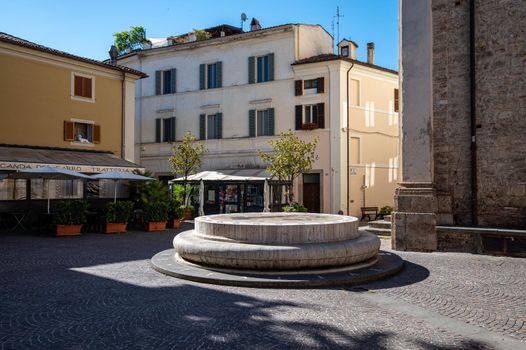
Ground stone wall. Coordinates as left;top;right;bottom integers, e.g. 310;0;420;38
431;0;526;228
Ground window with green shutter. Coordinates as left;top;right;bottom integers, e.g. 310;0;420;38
253;108;274;137
249;110;256;137
155;71;161;95
248;56;255;84
199;64;206;90
201;62;222;89
155;118;161;142
199;114;206;139
255;53;274;83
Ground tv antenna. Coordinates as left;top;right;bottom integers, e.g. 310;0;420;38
334;6;344;46
241;13;247;31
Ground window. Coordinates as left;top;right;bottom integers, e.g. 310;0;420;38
200;62;222;90
248;54;274;84
64;120;100;144
249;108;274;137
394;88;399;112
199;113;222;140
155;69;176;95
304;105;319;124
257;55;269;83
304;79;318;90
74;122;93;143
155;117;176;142
72;73;94;101
341;46;349;57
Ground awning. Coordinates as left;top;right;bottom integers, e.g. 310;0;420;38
0;146;143;173
169;170;268;183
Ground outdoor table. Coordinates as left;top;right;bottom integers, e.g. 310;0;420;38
8;211;28;232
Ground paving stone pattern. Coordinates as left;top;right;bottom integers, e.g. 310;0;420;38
0;228;524;349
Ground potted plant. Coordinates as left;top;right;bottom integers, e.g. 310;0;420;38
180;204;194;220
104;201;134;233
167;199;183;229
54;200;88;236
282;202;308;213
144;201;169;232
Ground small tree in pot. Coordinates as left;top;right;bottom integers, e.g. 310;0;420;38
104;201;134;233
54;200;89;236
139;180;170;231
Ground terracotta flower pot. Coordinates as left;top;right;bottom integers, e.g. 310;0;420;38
56;224;82;236
105;223;127;234
168;219;181;229
147;221;167;232
183;208;193;220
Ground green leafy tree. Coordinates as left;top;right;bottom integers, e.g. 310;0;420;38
169;131;208;206
259;130;318;203
193;29;212;41
113;26;148;53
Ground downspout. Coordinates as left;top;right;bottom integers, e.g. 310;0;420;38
346;61;354;215
469;0;478;225
326;65;332;213
121;71;126;159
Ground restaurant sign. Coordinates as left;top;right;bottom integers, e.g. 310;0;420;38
0;161;143;173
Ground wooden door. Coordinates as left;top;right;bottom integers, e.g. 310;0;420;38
302;173;320;213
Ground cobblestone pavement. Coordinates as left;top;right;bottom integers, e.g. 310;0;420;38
0;228;525;350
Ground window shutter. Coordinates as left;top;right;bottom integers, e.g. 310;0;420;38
83;78;92;98
171;68;177;93
64;121;74;141
199;114;206;139
216;62;223;88
248;56;255;84
317;77;325;93
93;124;101;143
295;80;303;96
268;108;275;136
249;110;256;137
155;71;161;95
155;118;161;143
74;76;83;97
394;88;399;112
170;117;176;141
295;105;303;130
317;103;325;129
199;64;206;90
268;53;275;81
216;112;223;139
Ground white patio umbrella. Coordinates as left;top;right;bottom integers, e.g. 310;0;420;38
90;171;153;203
7;167;92;214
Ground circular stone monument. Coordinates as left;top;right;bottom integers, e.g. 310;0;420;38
152;213;403;288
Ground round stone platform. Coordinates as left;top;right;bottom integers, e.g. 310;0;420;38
151;249;403;288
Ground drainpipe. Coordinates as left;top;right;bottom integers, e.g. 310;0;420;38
346;61;354;215
470;0;478;226
121;71;126;160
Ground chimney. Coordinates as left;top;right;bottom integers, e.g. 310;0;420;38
367;42;375;64
250;17;261;31
108;45;118;64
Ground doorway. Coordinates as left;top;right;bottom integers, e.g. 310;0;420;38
302;173;320;213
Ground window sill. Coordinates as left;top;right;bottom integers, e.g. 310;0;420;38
71;95;95;103
70;141;95;147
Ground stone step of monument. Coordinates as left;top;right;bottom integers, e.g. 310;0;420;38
359;226;392;236
369;220;392;229
384;215;392;222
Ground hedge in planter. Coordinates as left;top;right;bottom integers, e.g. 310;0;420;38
144;201;169;231
105;201;134;233
53;200;89;236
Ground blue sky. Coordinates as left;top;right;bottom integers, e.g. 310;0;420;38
1;0;398;70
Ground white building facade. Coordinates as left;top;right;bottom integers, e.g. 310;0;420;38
118;24;398;215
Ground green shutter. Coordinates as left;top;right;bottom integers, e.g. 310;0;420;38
317;103;325;129
248;56;255;84
268;108;275;136
171;117;176;141
155;118;161;142
216;62;222;88
268;53;274;81
216;113;223;139
317;77;324;93
249;110;256;137
199;64;206;90
171;68;177;93
155;71;161;95
199;114;206;139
